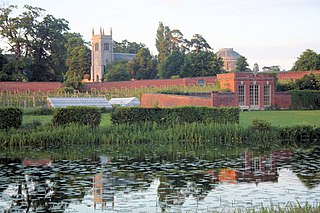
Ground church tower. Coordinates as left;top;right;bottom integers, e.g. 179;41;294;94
91;27;114;82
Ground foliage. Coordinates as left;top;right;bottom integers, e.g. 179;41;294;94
290;90;320;110
276;74;320;92
0;4;69;82
52;106;101;127
0;107;23;129
104;61;131;82
235;55;250;72
111;107;239;125
113;39;145;54
23;107;54;115
127;48;157;80
251;119;272;131
181;51;223;77
295;73;320;90
292;49;320;71
64;32;91;84
159;51;185;79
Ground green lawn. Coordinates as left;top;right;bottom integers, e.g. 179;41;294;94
240;110;320;127
22;110;320;128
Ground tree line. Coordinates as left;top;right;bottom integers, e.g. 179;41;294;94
0;4;319;86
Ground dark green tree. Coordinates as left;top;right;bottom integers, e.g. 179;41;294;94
190;34;211;53
181;51;223;77
0;4;69;81
128;48;157;80
113;39;145;54
295;73;320;90
160;51;185;79
155;22;171;74
64;33;91;82
235;56;250;72
292;49;320;71
104;61;130;82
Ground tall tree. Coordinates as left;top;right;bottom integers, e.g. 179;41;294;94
128;48;157;80
235;56;249;72
181;51;223;77
0;4;69;81
155;22;171;73
160;51;185;79
190;34;211;53
292;49;320;71
64;33;91;81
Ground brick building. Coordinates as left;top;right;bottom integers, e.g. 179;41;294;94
141;72;289;110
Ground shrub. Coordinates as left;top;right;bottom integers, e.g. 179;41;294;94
52;106;101;127
24;107;54;115
290;90;320;109
251;119;272;131
111;107;239;125
0;107;23;129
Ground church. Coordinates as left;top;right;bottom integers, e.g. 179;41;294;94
90;27;136;82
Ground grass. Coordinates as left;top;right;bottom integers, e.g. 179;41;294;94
22;110;320;128
240;110;320;128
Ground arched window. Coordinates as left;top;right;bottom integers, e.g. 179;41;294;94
104;43;109;51
95;43;99;51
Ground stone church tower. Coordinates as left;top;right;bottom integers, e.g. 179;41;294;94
91;27;114;82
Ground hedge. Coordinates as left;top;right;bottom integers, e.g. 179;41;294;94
290;90;320;109
111;106;239;125
52;106;101;127
0;107;23;129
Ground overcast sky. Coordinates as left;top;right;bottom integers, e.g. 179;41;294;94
4;0;320;70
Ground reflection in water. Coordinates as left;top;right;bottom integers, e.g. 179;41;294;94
0;145;319;212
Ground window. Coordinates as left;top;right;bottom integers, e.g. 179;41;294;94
95;43;99;51
104;43;109;51
264;85;271;106
249;84;259;105
238;85;245;106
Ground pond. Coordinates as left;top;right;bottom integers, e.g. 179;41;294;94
0;143;319;212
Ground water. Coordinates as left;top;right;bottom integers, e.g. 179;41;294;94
0;144;319;212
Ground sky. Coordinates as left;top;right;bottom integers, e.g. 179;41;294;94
3;0;320;70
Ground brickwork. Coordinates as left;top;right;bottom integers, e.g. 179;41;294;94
85;76;216;91
211;92;236;107
0;82;62;93
274;92;292;109
140;93;212;108
277;70;320;81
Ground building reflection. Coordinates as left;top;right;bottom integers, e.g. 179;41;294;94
93;172;115;210
217;150;292;184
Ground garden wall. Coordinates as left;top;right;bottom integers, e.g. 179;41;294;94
85;76;216;91
277;70;320;81
274;92;292;109
140;93;213;108
0;82;63;93
211;92;236;107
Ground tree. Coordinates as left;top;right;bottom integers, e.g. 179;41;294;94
190;34;211;53
292;49;320;71
128;48;157;80
113;39;145;54
295;73;320;90
104;61;130;82
181;51;223;77
0;4;69;81
155;22;171;73
160;51;185;79
64;33;91;83
235;56;249;72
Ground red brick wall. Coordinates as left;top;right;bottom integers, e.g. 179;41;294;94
140;93;213;108
277;70;320;81
211;92;236;107
0;82;62;93
85;76;216;91
274;92;291;109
